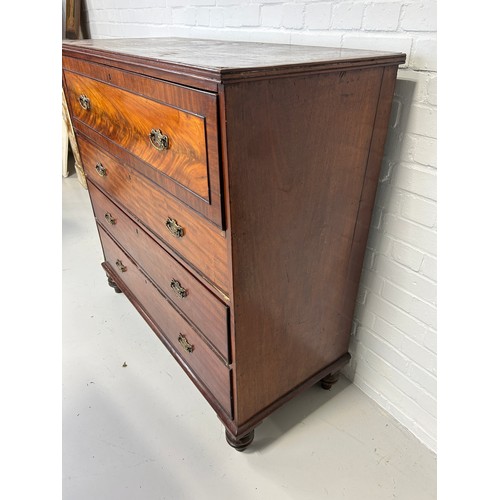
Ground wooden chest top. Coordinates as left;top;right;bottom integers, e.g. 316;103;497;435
63;37;405;85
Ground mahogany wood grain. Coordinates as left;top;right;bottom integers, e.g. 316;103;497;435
63;38;406;86
223;352;351;438
342;66;400;317
64;70;210;200
78;134;231;295
224;67;386;425
89;181;229;360
99;228;232;416
63;37;405;449
63;56;223;228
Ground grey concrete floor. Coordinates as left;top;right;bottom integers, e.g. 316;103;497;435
62;168;436;500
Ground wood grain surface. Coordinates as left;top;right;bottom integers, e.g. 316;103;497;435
78;134;231;295
224;67;386;425
63;56;224;227
99;228;232;416
63;37;405;446
65;70;210;200
89;182;230;360
63;37;406;85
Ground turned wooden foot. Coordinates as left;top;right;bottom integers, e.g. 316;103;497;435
107;274;122;293
320;371;340;390
225;429;254;451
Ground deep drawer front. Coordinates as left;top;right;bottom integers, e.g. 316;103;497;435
79;135;231;294
99;227;232;416
89;181;229;359
64;70;210;201
62;57;223;228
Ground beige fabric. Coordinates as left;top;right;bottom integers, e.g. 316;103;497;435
62;88;87;188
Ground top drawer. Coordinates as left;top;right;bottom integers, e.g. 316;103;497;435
62;57;223;228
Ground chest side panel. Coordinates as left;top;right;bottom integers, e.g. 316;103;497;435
225;67;390;424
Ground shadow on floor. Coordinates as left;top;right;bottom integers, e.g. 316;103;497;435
247;375;352;452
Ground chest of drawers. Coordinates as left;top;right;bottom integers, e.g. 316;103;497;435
62;38;405;450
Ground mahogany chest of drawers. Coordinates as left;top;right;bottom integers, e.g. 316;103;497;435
62;38;405;450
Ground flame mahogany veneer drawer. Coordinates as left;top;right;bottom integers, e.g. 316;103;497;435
99;227;232;417
79;135;230;295
89;181;229;360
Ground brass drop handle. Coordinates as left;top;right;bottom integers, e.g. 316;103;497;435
115;259;127;273
171;279;188;298
178;333;194;353
104;212;116;225
149;128;169;151
166;217;184;238
78;94;90;110
95;163;107;177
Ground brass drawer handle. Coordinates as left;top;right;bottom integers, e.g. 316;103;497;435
115;259;127;273
104;212;116;225
166;217;184;238
178;333;194;353
149;128;169;151
78;94;90;110
95;163;107;177
170;279;188;298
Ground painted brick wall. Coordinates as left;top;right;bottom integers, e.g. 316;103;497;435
80;0;437;452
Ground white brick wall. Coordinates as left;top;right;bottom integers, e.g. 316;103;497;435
80;0;437;452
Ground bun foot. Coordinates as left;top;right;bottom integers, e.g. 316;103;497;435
225;429;254;451
320;371;340;390
107;274;122;294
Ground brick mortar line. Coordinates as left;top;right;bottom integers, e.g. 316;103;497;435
353;335;437;399
369;276;437;310
369;236;437;274
356;313;437;360
384;184;437;204
363;266;437;298
353;375;437;430
359;293;434;330
388;212;436;232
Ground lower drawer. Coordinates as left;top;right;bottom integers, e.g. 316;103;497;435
89;181;229;360
98;226;232;417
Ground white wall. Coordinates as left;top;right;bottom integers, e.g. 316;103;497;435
62;0;66;38
81;0;437;452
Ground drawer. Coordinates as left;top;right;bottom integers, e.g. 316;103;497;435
79;135;231;295
62;58;223;227
89;181;229;360
99;227;232;417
